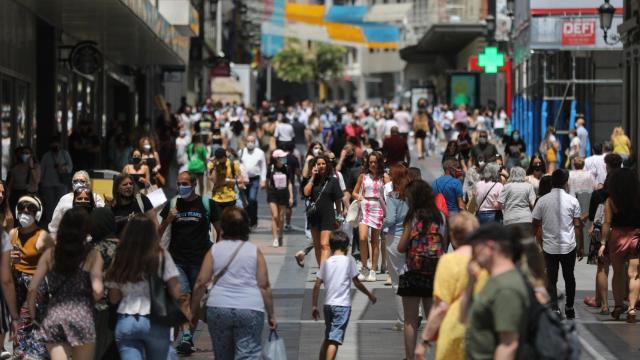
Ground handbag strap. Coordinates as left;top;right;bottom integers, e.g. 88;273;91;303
212;242;246;288
477;182;498;210
312;178;329;203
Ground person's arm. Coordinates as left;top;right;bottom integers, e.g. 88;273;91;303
153;151;162;173
599;199;613;258
422;297;449;341
259;151;268;188
459;261;479;324
159;205;177;238
190;251;214;327
288;178;294;208
495;332;519;360
405;143;411;165
303;173;315;197
1;251;19;334
256;249;276;329
457;196;466;212
352;277;377;303
166;276;189;321
532;219;543;247
89;250;104;302
35;232;55;252
382;197;398;230
108;288;122;304
397;223;412;253
352;174;364;201
27;249;51;322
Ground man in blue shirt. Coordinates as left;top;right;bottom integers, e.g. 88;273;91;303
432;159;465;213
576;117;589;157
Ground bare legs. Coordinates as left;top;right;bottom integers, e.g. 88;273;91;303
628;258;640;313
47;343;95;360
402;297;431;360
311;227;332;266
319;340;339;360
595;260;610;312
358;224;381;271
269;203;285;243
416;138;424;158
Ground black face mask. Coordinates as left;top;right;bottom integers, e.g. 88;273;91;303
533;165;543;172
131;157;141;165
73;202;93;212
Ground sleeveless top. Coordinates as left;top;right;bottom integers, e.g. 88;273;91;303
207;240;264;312
362;174;383;199
11;229;45;275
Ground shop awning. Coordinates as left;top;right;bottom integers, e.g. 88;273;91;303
16;0;189;66
363;3;412;23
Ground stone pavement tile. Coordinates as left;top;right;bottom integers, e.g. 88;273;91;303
357;323;405;359
583;323;640;358
360;288;399;321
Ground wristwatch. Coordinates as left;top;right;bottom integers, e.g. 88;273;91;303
421;338;431;346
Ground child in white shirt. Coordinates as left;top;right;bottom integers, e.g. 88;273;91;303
312;230;376;360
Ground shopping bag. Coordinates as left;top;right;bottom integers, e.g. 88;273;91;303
262;330;287;360
345;200;361;226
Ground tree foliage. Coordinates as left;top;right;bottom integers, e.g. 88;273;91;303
272;41;315;83
315;43;346;81
271;40;346;83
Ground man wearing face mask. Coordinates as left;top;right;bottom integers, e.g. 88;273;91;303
469;130;498;169
238;135;267;228
39;137;73;224
158;171;215;355
48;171;105;238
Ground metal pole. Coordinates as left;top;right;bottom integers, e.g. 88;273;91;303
267;62;272;101
216;0;222;55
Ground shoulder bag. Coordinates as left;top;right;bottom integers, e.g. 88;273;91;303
200;241;246;323
469;182;498;216
306;178;329;218
149;254;188;327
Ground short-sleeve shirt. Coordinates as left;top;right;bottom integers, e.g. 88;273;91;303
111;195;153;235
160;196;215;266
532;188;582;254
470;144;498;162
465;269;529;360
317;255;358;307
432;176;463;212
498;182;536;225
568;170;595;197
211;160;241;203
474;181;504;212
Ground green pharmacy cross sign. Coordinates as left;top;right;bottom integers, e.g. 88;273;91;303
478;47;504;74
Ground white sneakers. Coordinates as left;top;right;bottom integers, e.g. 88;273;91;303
367;269;377;282
358;268;378;282
272;238;279;247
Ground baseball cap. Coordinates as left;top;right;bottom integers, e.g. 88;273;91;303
214;148;227;159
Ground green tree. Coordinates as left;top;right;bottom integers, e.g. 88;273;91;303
314;43;346;81
272;42;314;83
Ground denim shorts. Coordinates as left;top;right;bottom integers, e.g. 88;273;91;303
176;263;201;294
324;305;351;345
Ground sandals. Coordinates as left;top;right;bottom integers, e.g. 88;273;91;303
294;251;305;268
599;306;610;315
612;306;626;320
627;309;637;324
583;296;600;308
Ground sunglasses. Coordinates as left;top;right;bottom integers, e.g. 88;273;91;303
17;203;38;214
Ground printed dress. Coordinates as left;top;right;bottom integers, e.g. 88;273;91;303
359;174;385;230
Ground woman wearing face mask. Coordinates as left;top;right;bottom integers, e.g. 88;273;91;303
8;147;41;216
267;150;294;248
139;137;163;187
540;126;559;174
525;155;547;195
109;174;156;235
302;142;324;178
48;171;106;239
504;130;526;169
122;149;151;193
72;186;97;213
2;195;54;359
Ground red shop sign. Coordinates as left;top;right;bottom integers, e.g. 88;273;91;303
561;20;596;46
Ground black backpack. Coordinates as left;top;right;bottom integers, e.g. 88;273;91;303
517;272;581;360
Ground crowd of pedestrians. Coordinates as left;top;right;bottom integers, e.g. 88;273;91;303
0;96;636;360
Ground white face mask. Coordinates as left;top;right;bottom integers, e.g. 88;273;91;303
143;144;152;151
18;213;35;227
312;148;321;157
247;142;256;151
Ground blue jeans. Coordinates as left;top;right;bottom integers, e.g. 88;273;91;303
245;176;261;226
114;314;171;360
176;263;201;294
477;210;502;224
207;307;264;360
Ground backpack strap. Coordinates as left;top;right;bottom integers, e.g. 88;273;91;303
201;196;211;222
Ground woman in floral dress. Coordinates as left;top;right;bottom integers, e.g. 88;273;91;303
352;151;389;282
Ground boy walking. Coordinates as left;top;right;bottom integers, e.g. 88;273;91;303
312;230;377;360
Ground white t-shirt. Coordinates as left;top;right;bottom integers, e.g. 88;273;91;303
106;250;180;315
383;119;399;137
532;188;582;255
274;122;295;142
317;255;358;307
584;153;607;185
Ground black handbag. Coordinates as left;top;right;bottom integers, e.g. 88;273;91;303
306;179;329;217
149;255;188;327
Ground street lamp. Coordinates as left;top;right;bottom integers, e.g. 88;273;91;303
598;0;620;45
485;14;496;39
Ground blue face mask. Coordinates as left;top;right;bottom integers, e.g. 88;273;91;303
178;185;193;198
513;134;520;141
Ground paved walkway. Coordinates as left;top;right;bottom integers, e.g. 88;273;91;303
186;153;639;359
